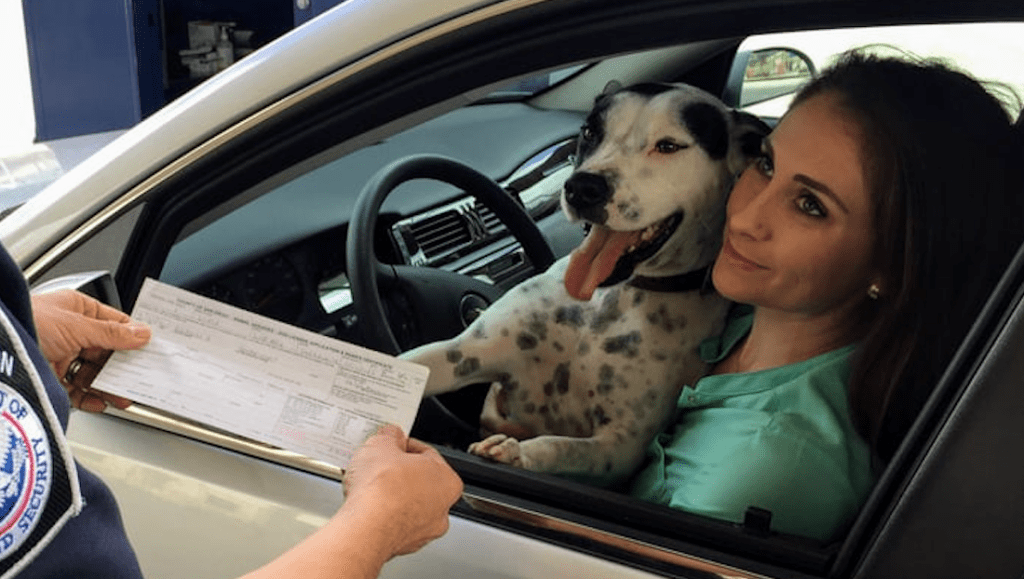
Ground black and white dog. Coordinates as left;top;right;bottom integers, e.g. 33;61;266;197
402;82;768;484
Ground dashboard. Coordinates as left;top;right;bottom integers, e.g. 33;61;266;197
159;102;587;343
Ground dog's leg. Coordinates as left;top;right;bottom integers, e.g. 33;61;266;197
401;267;571;397
401;328;511;397
468;425;655;485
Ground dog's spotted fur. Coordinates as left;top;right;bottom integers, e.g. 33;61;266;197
402;83;768;484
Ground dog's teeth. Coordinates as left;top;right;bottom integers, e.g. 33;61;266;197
641;222;660;241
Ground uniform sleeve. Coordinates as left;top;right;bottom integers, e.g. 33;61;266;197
0;245;144;579
18;466;144;579
660;411;865;541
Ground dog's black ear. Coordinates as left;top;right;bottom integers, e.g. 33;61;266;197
683;103;730;160
728;110;773;173
732;110;772;154
601;80;623;97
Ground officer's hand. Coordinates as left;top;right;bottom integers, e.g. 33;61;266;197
31;289;150;412
341;424;463;559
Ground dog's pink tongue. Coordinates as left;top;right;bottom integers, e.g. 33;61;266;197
564;226;640;300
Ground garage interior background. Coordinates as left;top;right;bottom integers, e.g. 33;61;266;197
14;0;348;144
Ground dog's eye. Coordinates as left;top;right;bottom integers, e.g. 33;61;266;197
581;125;597;141
655;139;687;154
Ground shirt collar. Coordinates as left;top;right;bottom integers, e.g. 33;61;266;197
689;303;856;400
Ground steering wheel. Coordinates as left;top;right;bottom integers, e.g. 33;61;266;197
347;154;555;354
346;155;556;441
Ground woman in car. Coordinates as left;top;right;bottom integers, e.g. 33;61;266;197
629;52;1024;541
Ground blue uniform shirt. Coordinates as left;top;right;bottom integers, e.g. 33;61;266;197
0;248;142;578
629;306;875;541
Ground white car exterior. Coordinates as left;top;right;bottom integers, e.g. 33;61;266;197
4;1;1024;578
0;1;677;577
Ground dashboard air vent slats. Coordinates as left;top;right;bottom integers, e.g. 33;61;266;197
391;139;576;268
409;210;472;259
474;200;506;234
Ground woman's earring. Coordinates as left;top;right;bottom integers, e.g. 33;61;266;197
867;284;881;300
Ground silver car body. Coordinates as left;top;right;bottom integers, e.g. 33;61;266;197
5;0;1024;577
0;1;675;577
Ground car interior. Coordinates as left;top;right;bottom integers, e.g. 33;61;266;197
28;3;1024;577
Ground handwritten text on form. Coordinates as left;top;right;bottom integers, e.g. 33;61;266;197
93;278;429;468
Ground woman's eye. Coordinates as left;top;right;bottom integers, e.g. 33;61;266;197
755;155;774;177
655;139;687;154
796;193;827;218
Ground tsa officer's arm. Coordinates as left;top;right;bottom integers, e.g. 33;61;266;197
31;289;151;411
241;424;463;579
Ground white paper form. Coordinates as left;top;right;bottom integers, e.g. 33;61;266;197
92;278;429;468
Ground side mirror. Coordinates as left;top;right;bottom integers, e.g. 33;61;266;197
31;271;122;310
723;47;815;113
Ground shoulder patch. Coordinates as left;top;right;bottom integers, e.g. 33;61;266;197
0;304;80;578
0;384;52;554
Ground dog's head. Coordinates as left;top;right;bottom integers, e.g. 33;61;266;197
562;82;769;300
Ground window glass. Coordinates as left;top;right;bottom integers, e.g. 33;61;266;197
487;64;589;99
738;23;1024;117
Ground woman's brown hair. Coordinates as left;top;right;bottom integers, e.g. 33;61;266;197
791;52;1024;461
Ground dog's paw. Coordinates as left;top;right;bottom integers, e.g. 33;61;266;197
468;434;524;467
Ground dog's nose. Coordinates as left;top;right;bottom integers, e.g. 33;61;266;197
564;172;612;210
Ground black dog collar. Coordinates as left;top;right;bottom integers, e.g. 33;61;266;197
627;266;711;293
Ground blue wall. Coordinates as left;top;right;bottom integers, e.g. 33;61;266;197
22;0;345;142
294;0;344;27
23;0;142;141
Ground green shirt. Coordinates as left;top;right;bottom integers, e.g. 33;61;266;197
628;306;874;541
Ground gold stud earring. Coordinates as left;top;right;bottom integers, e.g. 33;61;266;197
867;284;881;300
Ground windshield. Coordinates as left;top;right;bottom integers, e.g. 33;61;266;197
486;64;590;100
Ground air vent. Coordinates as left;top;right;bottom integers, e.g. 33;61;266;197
409;209;472;259
474;200;506;235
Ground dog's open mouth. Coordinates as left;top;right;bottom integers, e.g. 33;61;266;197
564;212;683;300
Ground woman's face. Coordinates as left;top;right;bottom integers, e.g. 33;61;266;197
712;92;879;320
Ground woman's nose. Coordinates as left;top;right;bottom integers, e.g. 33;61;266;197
727;170;772;241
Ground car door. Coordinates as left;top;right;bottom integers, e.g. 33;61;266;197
7;2;1024;579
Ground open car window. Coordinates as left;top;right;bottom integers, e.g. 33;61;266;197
737;22;1024;118
144;35;861;571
